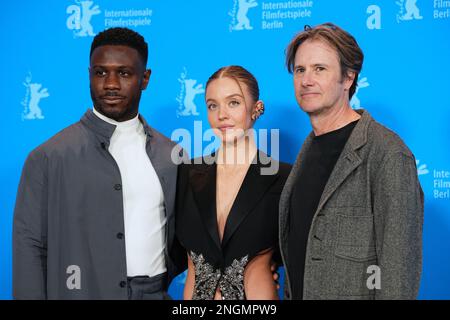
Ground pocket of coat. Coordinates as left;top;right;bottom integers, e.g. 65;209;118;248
335;213;376;262
335;244;377;262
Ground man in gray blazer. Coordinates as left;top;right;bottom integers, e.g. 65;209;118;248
13;28;185;299
279;23;424;299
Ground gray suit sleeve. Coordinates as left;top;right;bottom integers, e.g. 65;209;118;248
13;150;48;299
373;151;424;299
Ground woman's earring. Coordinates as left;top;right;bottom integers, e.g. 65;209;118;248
258;104;265;116
252;103;265;121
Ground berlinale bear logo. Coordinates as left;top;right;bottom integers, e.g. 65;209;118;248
229;0;258;31
21;72;49;121
66;0;101;37
396;0;423;22
176;68;205;117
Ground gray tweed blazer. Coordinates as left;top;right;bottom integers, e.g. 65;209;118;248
279;109;424;300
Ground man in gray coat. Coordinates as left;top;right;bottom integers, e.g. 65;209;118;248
13;28;186;299
279;23;424;299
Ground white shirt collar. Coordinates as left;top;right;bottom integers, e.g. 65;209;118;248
92;107;140;131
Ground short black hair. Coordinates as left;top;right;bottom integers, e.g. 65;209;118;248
90;27;148;67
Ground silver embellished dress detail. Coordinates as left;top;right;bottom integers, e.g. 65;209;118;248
190;251;249;300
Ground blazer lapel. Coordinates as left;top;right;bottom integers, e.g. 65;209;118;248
221;152;278;248
314;110;369;216
280;109;371;251
314;150;362;215
190;161;222;251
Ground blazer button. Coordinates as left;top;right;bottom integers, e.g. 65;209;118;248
114;184;122;191
116;232;124;239
119;281;126;288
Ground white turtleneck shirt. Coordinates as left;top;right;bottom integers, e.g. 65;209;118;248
93;107;166;277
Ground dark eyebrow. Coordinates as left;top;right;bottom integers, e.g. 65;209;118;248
294;63;329;69
313;63;329;68
225;93;244;99
206;93;244;104
91;64;135;70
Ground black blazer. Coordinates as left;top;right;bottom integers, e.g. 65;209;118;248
175;152;291;272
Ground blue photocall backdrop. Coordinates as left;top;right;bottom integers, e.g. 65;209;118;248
1;0;449;299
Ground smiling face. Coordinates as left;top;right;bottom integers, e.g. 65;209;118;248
293;39;354;116
206;77;258;144
89;45;150;122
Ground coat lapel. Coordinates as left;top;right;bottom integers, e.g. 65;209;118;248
190;159;222;251
314;110;370;215
280;109;371;244
221;152;278;248
190;152;279;251
314;150;362;215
